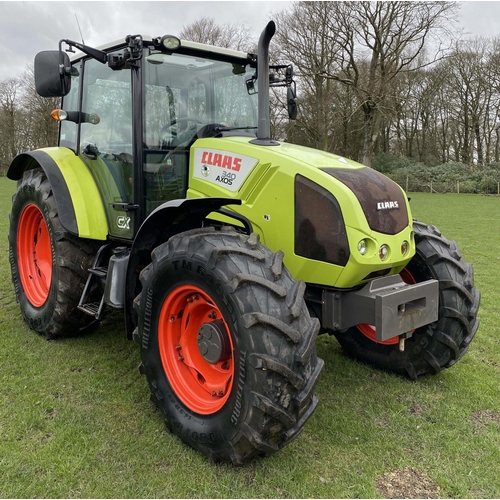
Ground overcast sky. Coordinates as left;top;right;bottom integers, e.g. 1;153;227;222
0;1;500;83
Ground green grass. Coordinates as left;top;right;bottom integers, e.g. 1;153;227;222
1;180;499;498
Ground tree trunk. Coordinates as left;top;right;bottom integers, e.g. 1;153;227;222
361;104;378;167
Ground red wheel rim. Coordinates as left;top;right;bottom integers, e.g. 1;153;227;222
17;203;53;307
158;284;235;414
357;268;416;345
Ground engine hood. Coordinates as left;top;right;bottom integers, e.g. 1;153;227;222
188;136;414;289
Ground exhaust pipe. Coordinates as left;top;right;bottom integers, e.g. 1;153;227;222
250;21;279;146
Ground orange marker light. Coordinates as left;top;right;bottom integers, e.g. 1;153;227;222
50;109;67;121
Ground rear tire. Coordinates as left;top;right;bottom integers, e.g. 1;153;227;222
335;221;480;380
134;227;323;464
9;168;99;339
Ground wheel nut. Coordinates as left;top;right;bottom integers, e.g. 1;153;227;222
221;362;230;370
218;390;224;397
211;391;216;397
170;316;175;322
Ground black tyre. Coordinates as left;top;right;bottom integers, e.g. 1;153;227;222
9;168;99;339
134;227;324;464
335;221;480;380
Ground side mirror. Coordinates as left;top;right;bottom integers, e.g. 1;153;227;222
34;50;71;97
287;86;297;120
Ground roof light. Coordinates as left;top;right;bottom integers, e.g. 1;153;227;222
161;35;181;51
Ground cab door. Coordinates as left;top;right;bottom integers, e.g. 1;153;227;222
60;55;135;239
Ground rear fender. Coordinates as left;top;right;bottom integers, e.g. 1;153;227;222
8;147;108;240
124;197;243;339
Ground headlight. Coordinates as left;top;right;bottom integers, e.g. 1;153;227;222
401;240;409;256
379;244;389;261
358;239;368;255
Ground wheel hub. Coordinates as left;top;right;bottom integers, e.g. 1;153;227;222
197;319;231;364
17;203;52;307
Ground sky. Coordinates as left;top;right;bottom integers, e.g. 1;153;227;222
0;0;500;83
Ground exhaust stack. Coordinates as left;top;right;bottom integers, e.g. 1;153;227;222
250;21;279;146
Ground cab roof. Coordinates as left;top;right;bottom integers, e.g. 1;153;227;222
69;35;251;63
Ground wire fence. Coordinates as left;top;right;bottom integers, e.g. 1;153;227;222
390;174;500;195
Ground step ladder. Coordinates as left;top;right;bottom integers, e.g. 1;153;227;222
78;244;112;320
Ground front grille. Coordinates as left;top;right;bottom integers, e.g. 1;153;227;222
322;167;408;235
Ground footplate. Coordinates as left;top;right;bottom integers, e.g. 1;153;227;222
322;275;439;341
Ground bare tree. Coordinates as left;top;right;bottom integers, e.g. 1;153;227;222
179;17;252;51
273;2;342;152
0;77;23;171
321;1;458;166
20;66;59;150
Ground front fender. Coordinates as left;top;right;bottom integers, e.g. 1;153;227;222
124;197;242;339
8;147;108;240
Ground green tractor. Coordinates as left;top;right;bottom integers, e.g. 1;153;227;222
8;22;479;464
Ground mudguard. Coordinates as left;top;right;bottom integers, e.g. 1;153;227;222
124;197;243;339
8;147;108;240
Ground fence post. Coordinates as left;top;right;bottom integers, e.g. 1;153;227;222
430;180;433;193
457;180;460;194
406;174;409;193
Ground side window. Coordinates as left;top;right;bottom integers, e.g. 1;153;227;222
59;66;80;151
81;59;132;155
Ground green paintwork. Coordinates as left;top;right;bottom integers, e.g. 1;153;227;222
188;137;415;289
40;148;109;240
78;153;134;239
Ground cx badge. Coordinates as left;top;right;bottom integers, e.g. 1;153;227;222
117;216;131;230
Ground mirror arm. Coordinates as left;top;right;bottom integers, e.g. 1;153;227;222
60;38;108;64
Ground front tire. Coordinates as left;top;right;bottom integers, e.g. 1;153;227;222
335;221;480;380
134;227;323;464
9;168;99;339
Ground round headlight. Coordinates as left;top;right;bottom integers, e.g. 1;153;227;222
357;239;368;255
379;244;389;261
401;240;409;256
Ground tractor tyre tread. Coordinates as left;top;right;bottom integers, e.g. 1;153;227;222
135;227;323;464
335;220;480;379
9;168;99;339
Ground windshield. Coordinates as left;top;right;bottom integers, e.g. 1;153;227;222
144;51;258;149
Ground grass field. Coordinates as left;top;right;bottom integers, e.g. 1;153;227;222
0;177;499;498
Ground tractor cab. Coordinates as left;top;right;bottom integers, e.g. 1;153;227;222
35;35;264;238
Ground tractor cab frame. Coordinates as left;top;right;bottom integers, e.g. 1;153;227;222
31;32;295;241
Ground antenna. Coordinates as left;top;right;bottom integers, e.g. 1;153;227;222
75;14;85;45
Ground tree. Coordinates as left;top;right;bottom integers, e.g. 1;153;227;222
321;1;458;166
274;2;344;152
20;66;59;151
0;77;22;171
179;17;252;51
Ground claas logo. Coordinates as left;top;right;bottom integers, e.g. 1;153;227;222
201;151;242;172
